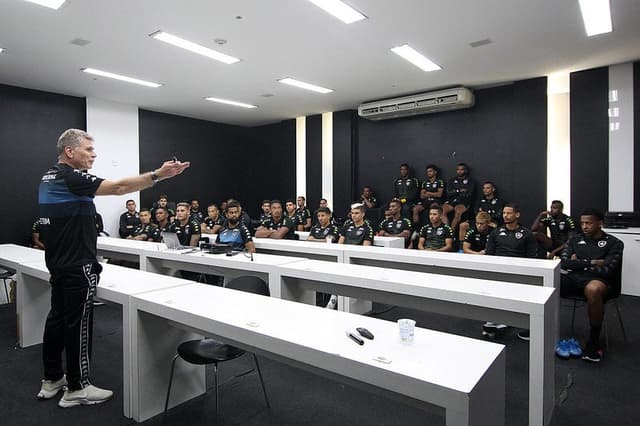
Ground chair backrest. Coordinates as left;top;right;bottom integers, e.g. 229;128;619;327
224;276;270;297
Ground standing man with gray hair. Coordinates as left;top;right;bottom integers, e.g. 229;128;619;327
37;129;190;407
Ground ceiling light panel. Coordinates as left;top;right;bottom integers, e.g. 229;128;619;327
307;0;367;24
391;44;441;72
23;0;65;9
278;78;333;94
150;31;240;64
205;97;257;109
81;68;162;88
578;0;613;36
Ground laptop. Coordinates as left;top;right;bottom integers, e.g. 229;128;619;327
161;231;197;251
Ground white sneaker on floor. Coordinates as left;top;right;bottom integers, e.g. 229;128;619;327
58;384;113;408
37;375;67;400
325;295;337;309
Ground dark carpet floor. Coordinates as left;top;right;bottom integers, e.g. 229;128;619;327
1;293;638;426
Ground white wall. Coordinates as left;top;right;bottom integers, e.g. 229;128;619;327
608;62;635;211
86;98;140;237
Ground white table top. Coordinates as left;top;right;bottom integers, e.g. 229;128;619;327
279;259;555;311
18;260;194;304
295;231;405;248
133;282;505;395
343;244;559;275
97;236;165;254
0;244;45;270
147;249;306;269
603;227;640;235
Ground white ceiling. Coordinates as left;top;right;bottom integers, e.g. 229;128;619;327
1;0;639;127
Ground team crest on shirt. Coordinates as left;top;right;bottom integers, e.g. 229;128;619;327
515;232;523;239
322;229;329;235
491;199;496;205
559;222;565;230
405;181;410;186
437;228;443;236
356;230;363;236
598;240;607;248
396;222;402;229
463;179;468;184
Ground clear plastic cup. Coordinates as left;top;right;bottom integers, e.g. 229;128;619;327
398;318;416;343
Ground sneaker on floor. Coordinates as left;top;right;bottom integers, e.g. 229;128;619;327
567;337;583;357
37;375;67;400
581;341;603;363
325;295;337;310
58;384;113;408
517;330;530;341
555;340;570;359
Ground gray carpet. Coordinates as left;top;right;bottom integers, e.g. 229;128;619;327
0;293;638;426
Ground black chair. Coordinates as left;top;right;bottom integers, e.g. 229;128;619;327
0;268;15;304
164;276;271;420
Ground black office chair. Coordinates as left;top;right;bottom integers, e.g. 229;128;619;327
564;256;627;348
164;276;271;420
0;268;15;304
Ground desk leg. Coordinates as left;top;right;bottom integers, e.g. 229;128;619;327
339;296;372;314
130;307;205;422
16;272;50;347
529;292;557;426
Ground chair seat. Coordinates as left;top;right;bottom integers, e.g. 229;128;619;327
177;339;245;365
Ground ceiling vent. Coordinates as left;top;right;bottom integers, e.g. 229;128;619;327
358;87;474;120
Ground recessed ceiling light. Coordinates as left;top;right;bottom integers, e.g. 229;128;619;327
306;0;367;24
81;68;162;88
578;0;612;36
469;38;492;48
23;0;65;9
390;44;441;72
278;78;333;94
150;31;240;64
70;38;91;47
205;97;257;109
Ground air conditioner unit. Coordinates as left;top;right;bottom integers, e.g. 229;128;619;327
358;87;474;120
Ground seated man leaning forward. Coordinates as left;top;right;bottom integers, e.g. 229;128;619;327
417;205;453;251
559;208;623;363
216;201;256;253
254;199;296;239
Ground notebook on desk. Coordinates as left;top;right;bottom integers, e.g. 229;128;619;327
161;231;196;251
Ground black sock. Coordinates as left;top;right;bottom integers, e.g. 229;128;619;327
589;324;602;344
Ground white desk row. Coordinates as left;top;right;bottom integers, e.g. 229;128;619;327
0;244;506;426
95;238;556;426
200;232;405;248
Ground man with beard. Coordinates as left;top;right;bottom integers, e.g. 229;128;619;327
216;201;255;252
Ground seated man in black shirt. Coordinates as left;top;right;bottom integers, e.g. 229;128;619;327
189;199;204;223
151;194;175;224
149;207;171;242
216;201;255;253
484;203;537;339
255;200;296;239
128;209;154;241
532;200;576;259
285;199;303;231
307;207;340;243
339;203;374;246
296;196;312;231
560;209;623;362
118;199;140;238
258;200;271;222
393;163;421;217
168;202;201;247
378;199;412;247
417;205;453;251
459;181;504;241
358;186;378;209
442;163;476;233
462;212;492;255
421;164;445;205
201;203;226;235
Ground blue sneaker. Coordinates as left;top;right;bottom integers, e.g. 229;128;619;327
567;338;582;357
555;339;570;359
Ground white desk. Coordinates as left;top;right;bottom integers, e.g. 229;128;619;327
295;231;406;248
277;260;557;426
343;245;560;288
0;243;45;270
253;238;346;262
130;283;506;425
604;227;640;296
142;250;307;296
97;236;164;268
15;260;194;418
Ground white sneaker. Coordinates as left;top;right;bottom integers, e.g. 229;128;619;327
37;375;67;400
325;295;337;309
58;384;113;408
